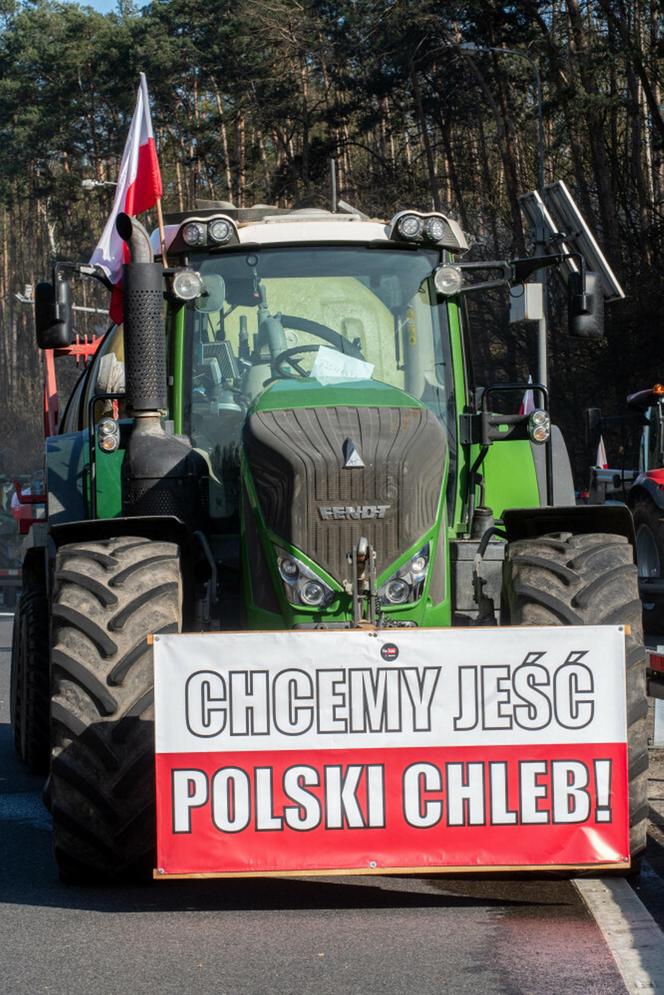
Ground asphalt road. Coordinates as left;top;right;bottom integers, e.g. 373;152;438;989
0;614;632;995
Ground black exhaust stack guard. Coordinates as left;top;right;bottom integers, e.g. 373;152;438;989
116;212;206;524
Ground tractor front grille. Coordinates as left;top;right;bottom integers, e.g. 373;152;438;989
244;405;446;584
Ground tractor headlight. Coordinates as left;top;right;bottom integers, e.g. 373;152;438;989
182;221;207;246
383;578;410;604
424;216;448;242
379;544;430;607
276;548;334;608
278;556;299;581
97;418;120;453
299;580;327;606
209;219;231;244
434;264;464;296
172;269;204;301
528;409;550;444
397;214;423;239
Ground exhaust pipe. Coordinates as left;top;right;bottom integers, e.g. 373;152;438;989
116;212;206;524
115;213;166;414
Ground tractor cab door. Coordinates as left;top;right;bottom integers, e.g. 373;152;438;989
640;402;664;473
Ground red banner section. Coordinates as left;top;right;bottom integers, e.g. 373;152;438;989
155;742;628;875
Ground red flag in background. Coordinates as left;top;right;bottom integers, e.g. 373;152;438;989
90;73;162;323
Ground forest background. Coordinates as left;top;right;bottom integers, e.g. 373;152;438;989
0;0;662;484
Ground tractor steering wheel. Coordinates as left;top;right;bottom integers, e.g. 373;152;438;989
273;314;364;379
274;345;323;379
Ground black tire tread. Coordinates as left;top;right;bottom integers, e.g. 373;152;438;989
51;603;118;657
51;648;119;716
110;554;177;588
56;569;119;607
50;535;182;882
58;548;119;569
10;607;20;756
50;699;119;771
107;621;179;686
109;582;179;632
503;531;648;860
11;585;50;774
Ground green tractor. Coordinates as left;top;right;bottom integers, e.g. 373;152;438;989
12;198;648;881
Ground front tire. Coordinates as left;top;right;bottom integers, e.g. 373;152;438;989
50;536;182;882
502;531;648;862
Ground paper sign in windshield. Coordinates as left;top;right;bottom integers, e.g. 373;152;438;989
310;346;374;384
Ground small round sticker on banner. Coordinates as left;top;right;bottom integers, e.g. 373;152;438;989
380;642;399;662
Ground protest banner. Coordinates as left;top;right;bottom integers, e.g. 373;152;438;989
153;626;629;877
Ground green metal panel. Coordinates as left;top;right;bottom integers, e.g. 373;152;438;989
95;443;124;519
482;440;541;517
170;305;186;434
446;299;471;535
254;378;423;413
445;298;542;531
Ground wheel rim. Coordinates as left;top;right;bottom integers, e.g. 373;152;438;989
636;523;660;577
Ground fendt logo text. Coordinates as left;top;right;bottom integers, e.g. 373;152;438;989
318;505;390;521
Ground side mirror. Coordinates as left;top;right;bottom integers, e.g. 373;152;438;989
195;273;226;313
35;277;73;349
568;271;604;338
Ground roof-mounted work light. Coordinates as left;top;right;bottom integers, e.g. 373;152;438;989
171;215;240;254
388;210;469;252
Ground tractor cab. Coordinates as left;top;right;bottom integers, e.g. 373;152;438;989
158;210;463;526
626;384;664;476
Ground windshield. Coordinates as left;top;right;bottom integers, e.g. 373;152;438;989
185;245;455;513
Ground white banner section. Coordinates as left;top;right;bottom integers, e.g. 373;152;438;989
154;625;627;753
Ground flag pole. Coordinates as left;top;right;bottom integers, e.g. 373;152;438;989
155;196;168;267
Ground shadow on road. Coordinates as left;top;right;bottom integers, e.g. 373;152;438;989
0;817;576;915
634;820;664;929
0;738;576;916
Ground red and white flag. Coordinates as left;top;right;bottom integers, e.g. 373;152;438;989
90;73;162;323
519;375;535;415
596;435;608;469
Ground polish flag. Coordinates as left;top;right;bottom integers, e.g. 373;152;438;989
596;435;608;469
90;73;162;323
519;375;535;415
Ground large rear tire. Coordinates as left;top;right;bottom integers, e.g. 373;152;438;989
50;536;182;882
10;584;50;774
502;531;648;861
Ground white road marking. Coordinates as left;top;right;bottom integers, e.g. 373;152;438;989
574;874;664;994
